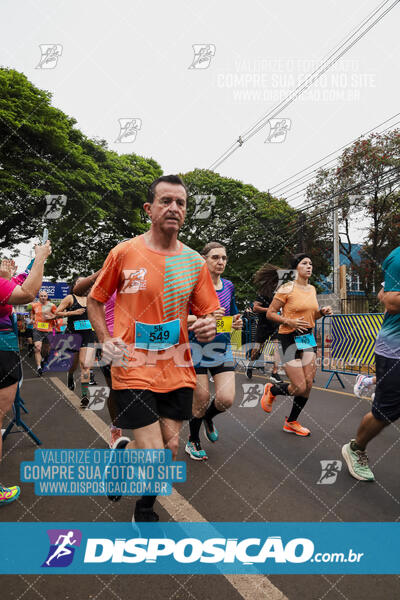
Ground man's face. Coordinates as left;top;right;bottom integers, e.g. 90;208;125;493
39;291;48;304
144;182;187;234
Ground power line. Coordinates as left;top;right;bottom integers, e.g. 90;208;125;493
294;166;400;215
208;0;399;172
271;113;400;197
289;149;400;210
282;170;400;236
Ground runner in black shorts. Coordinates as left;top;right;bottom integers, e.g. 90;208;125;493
0;245;51;505
246;263;282;382
186;242;242;461
31;290;57;376
55;278;95;408
88;175;219;522
342;245;400;482
260;255;332;436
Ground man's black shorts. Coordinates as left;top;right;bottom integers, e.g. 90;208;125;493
113;387;194;430
33;329;52;343
372;353;400;423
0;350;21;389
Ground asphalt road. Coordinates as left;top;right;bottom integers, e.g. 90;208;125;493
1;355;400;600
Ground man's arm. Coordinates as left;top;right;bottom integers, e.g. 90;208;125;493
380;291;400;314
73;270;101;296
253;301;268;314
188;314;216;342
87;296;110;343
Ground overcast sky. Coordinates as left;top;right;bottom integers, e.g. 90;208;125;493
2;0;399;271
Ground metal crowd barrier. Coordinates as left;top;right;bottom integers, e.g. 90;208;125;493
231;315;276;370
2;314;42;446
321;313;384;389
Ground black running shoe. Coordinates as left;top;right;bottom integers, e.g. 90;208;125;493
89;371;97;386
80;396;89;409
37;367;43;377
246;367;253;379
104;437;130;502
270;372;283;384
133;506;160;522
67;373;75;391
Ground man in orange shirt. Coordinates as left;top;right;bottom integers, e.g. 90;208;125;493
31;290;57;376
88;175;219;522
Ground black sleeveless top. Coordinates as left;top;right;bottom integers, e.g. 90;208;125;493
67;295;89;332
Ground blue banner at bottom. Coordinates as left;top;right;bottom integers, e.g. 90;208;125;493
0;522;398;574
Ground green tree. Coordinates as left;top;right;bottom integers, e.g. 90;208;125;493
180;169;296;307
305;130;400;310
0;68;161;278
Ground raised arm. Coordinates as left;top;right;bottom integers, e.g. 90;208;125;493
73;270;101;296
8;243;52;304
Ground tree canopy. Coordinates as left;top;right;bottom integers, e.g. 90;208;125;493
180;169;297;305
304;129;400;309
0;68;161;278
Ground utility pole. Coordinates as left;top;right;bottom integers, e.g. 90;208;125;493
333;197;340;299
297;213;305;253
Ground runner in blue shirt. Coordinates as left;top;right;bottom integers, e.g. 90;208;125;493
342;246;400;482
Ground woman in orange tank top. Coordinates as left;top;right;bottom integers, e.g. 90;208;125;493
260;254;332;436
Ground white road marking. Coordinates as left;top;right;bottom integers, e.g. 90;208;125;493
51;376;287;600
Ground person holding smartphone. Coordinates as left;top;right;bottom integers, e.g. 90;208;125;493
0;243;51;505
260;254;332;436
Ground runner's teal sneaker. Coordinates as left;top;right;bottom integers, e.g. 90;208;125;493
342;441;375;481
204;419;218;442
185;440;208;461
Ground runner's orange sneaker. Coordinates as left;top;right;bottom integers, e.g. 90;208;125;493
283;418;310;436
260;383;276;413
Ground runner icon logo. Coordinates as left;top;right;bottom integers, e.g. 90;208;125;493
42;529;82;568
317;460;342;485
192;194;216;220
87;387;109;411
36;44;63;69
44;194;67;219
240;384;264;408
115;118;142;143
121;269;147;293
264;118;291;143
188;44;216;70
